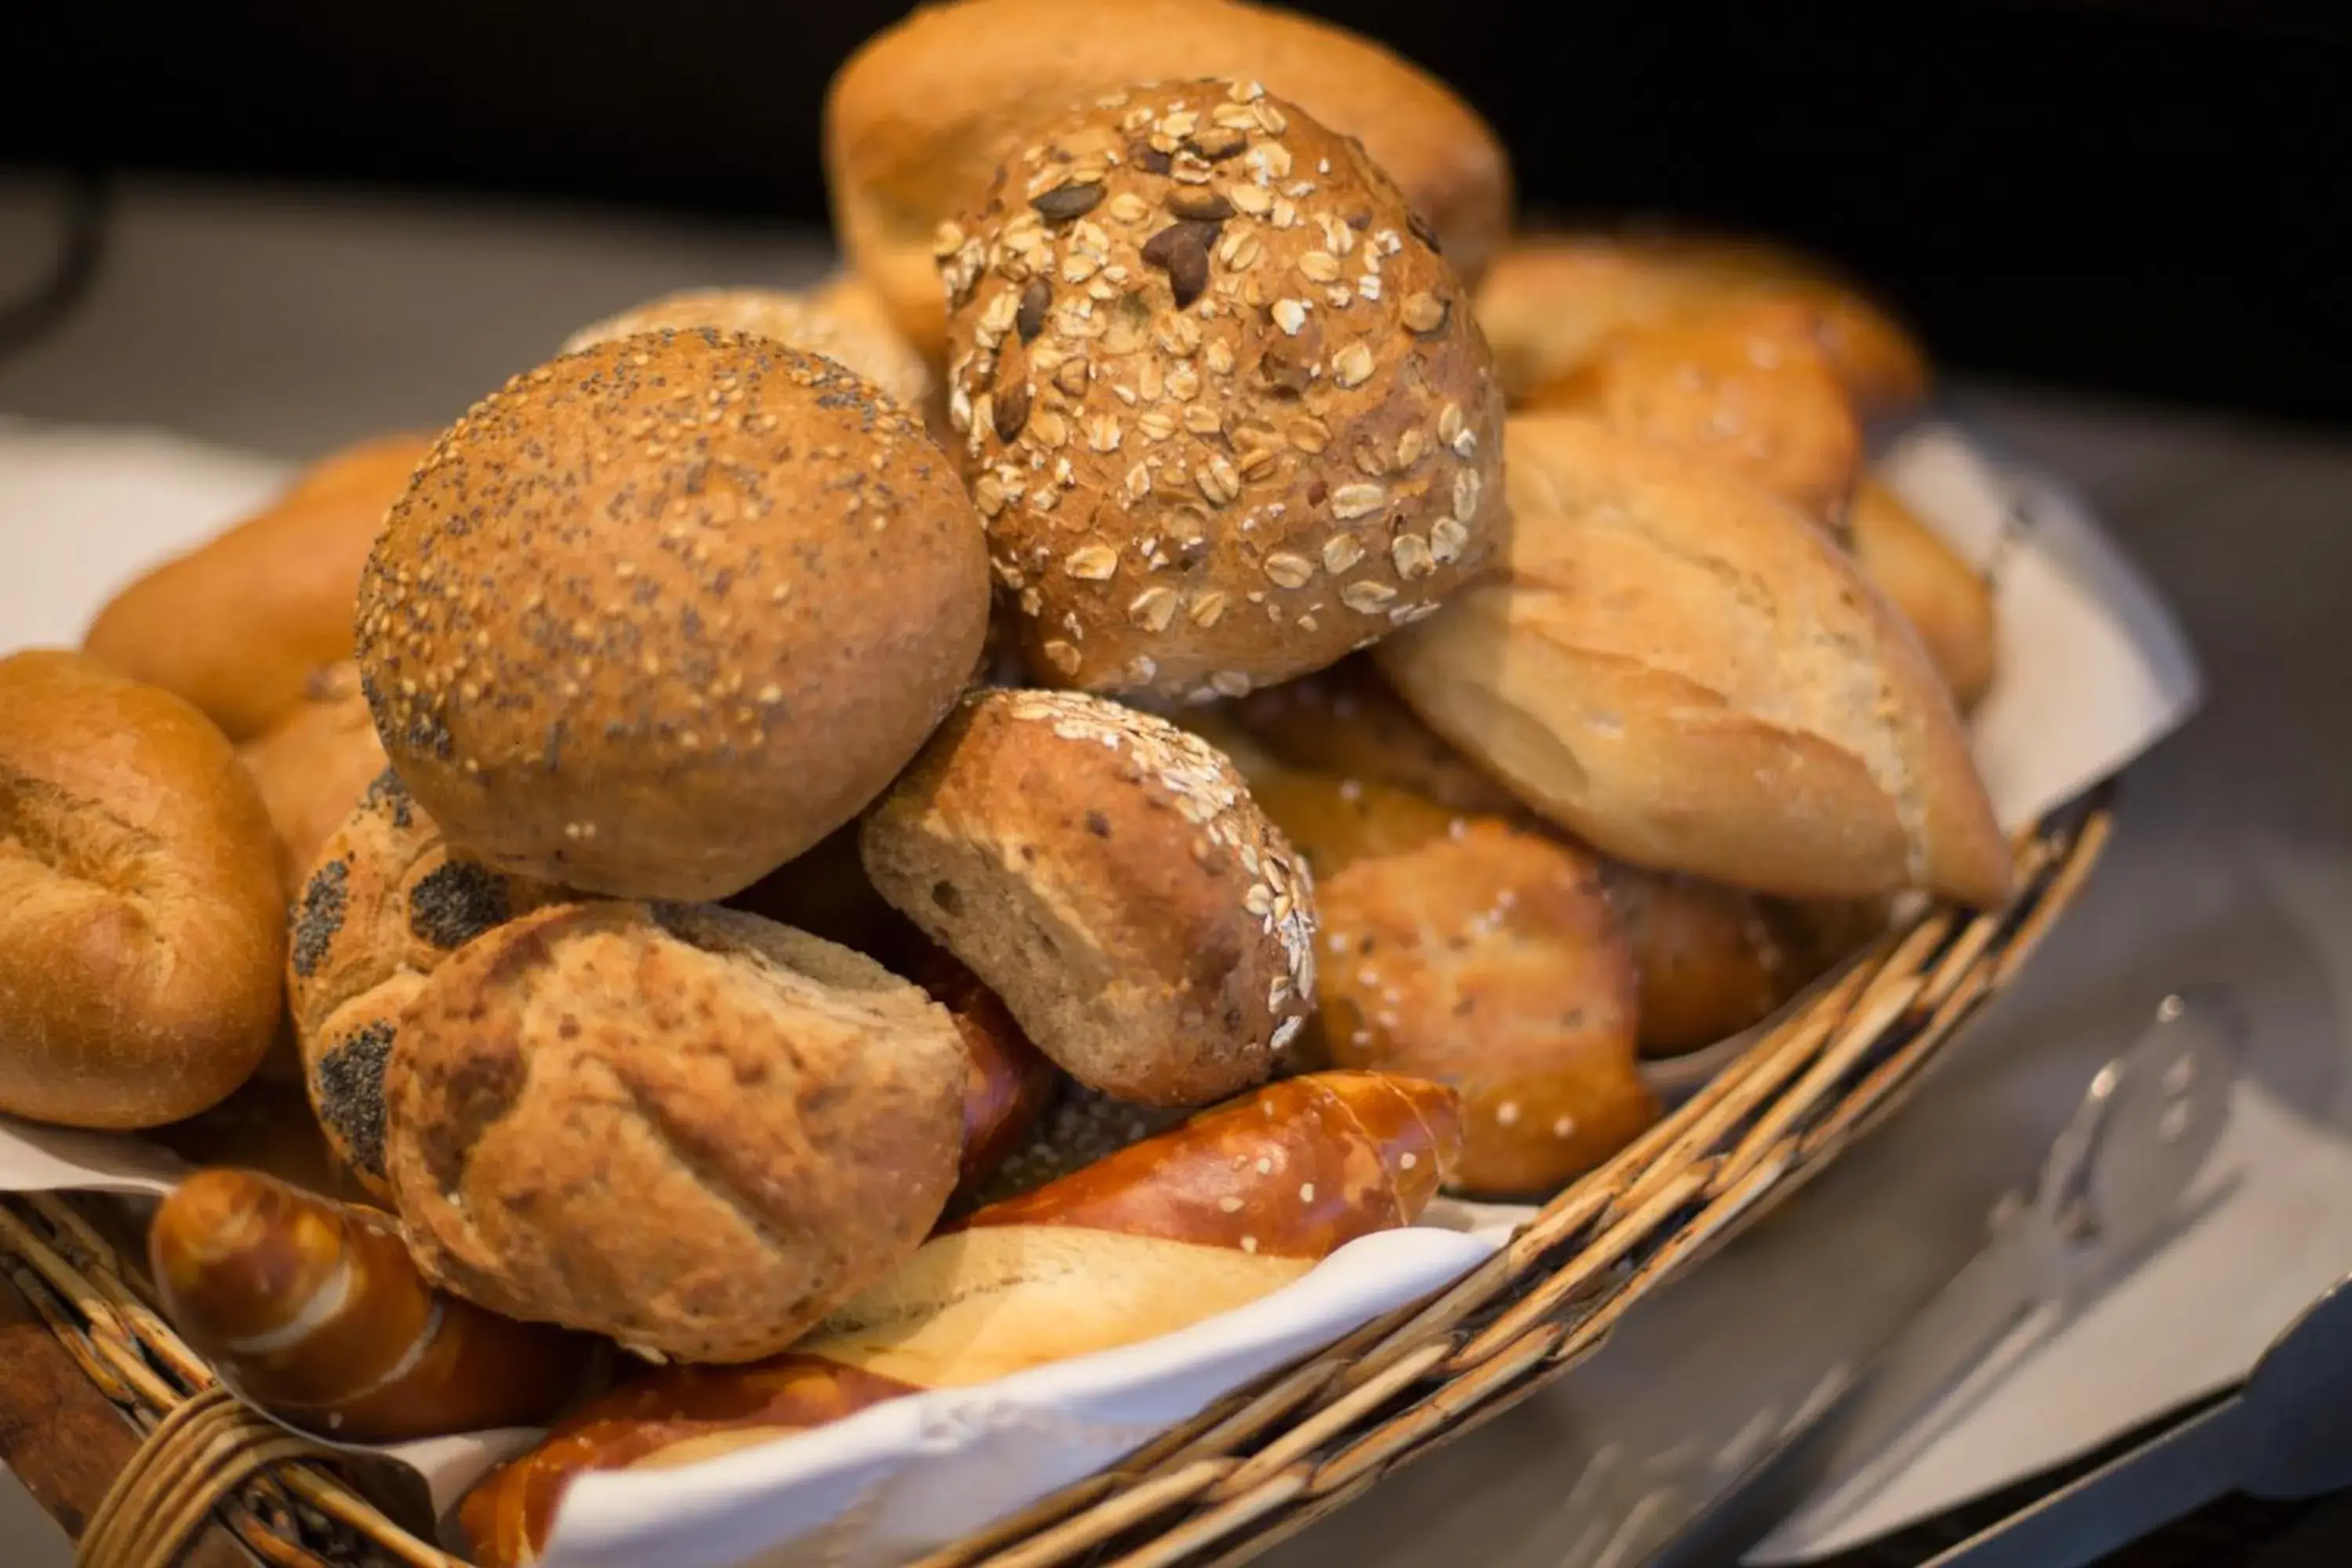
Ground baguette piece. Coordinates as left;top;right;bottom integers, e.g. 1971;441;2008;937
1377;416;2011;906
1850;477;1998;711
83;435;432;740
151;1169;597;1442
458;1071;1460;1566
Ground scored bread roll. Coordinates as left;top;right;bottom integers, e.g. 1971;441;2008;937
1526;301;1865;534
1474;230;1927;420
151;1169;597;1441
1377;416;2012;907
355;330;990;901
826;0;1510;358
1238;763;1653;1194
560;282;934;413
940;80;1506;701
84;434;432;740
1850;477;1998;711
459;1070;1461;1566
386;902;968;1363
0;651;286;1128
238;661;389;896
288;768;572;1199
862;689;1315;1106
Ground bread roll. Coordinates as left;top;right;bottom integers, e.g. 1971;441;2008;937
1851;477;1997;711
385;902;967;1363
560;283;934;412
1526;302;1864;532
83;434;431;740
459;1070;1459;1565
1377;416;2011;907
1474;231;1927;419
862;689;1315;1106
355;331;989;901
938;80;1507;700
151;1169;596;1441
238;661;389;896
826;0;1510;358
1231;655;1526;818
288;768;572;1199
0;651;285;1128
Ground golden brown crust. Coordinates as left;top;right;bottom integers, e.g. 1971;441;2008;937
825;0;1511;358
0;651;286;1128
287;769;572;1198
1851;477;1998;711
561;285;935;412
861;689;1315;1106
151;1169;596;1442
354;331;991;900
1474;231;1928;419
83;435;432;740
1376;416;2012;907
1242;772;1651;1196
938;81;1506;700
1229;655;1526;818
1526;302;1864;534
384;902;967;1363
238;661;389;898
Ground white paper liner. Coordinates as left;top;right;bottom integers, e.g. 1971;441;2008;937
0;416;2199;1566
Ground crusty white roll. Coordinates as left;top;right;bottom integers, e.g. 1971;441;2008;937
354;330;990;901
862;689;1316;1106
938;80;1506;702
1850;476;1997;711
1376;416;2011;907
0;651;286;1128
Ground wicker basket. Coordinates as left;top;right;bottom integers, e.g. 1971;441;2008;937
1;785;2114;1568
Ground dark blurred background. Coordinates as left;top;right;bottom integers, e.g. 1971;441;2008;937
5;0;2349;423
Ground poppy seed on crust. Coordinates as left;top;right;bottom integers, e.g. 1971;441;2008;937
315;1020;395;1178
408;860;514;950
289;860;350;978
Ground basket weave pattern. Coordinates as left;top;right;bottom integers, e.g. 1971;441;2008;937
0;790;2114;1568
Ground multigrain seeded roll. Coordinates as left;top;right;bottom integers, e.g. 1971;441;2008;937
354;330;990;900
0;652;286;1128
862;689;1316;1106
561;283;935;413
239;662;390;897
288;770;572;1198
385;902;967;1363
1526;301;1865;535
826;0;1511;358
939;80;1506;702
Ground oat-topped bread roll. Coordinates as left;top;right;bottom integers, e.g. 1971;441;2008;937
355;330;989;900
1475;230;1928;420
826;0;1510;358
862;689;1316;1106
1851;476;1997;711
560;283;933;412
938;80;1506;701
0;652;285;1127
386;902;967;1363
1526;301;1865;535
239;661;389;896
1378;416;2012;907
288;769;572;1200
85;434;432;741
